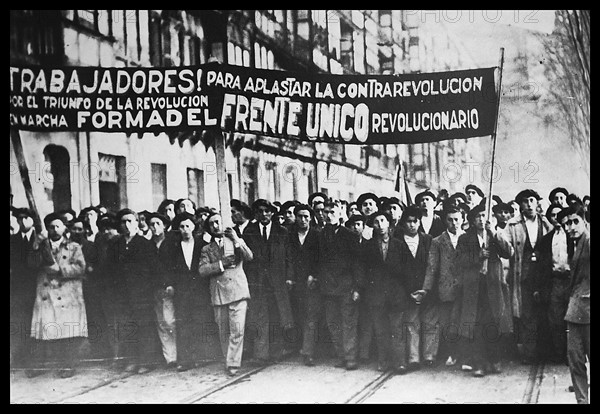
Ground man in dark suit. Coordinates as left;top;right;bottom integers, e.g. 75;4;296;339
416;190;445;238
361;210;410;373
286;204;322;366
10;208;39;368
534;204;571;364
416;205;465;367
231;199;252;238
559;204;590;404
160;212;221;372
398;205;433;370
199;212;253;377
317;201;363;370
243;199;294;364
104;209;161;374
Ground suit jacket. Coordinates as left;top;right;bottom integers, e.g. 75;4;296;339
453;228;513;337
423;231;461;302
361;236;409;311
10;231;39;301
286;225;321;286
104;233;160;307
198;237;253;306
419;215;446;238
317;224;363;297
564;230;590;324
243;221;293;327
505;214;553;318
397;232;433;297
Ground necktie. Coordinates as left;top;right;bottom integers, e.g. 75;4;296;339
262;225;268;242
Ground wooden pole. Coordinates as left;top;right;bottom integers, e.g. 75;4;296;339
214;129;233;229
10;127;43;233
481;47;505;274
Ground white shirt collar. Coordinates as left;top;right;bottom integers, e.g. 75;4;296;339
50;236;64;249
21;228;34;241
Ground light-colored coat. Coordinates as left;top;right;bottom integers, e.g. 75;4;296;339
198;238;253;306
565;230;590;324
423;231;460;302
29;236;88;340
505;214;553;318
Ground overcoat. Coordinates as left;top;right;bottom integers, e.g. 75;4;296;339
505;214;552;317
453;228;514;338
29;236;88;340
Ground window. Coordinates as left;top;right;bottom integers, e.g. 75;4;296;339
42;145;72;213
10;10;62;60
98;153;127;212
151;163;167;211
340;21;355;71
187;168;205;208
243;163;258;205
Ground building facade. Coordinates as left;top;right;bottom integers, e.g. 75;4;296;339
10;10;484;219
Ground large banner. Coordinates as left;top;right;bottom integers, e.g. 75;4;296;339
10;62;498;144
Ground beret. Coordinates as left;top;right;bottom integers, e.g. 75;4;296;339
356;192;379;208
515;189;541;204
465;184;484;198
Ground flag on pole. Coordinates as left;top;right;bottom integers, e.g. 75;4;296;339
395;162;412;206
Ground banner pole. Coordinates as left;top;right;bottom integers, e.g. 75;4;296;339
10;127;43;233
481;47;505;274
215;129;233;229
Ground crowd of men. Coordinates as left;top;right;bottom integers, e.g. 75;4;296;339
9;185;590;403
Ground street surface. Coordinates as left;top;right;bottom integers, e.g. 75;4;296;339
10;355;584;404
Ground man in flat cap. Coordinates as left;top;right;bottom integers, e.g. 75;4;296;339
103;209;161;374
147;212;177;369
505;189;553;364
416;189;445;238
465;184;484;210
549;187;569;209
27;213;88;378
243;199;294;364
356;192;379;241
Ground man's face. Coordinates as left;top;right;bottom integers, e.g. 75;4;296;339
138;214;149;231
349;220;365;236
520;196;539;218
403;216;420;236
47;219;66;241
149;218;165;237
120;214;139;236
84;210;98;225
17;215;34;233
295;209;311;230
284;206;296;225
69;221;86;242
388;204;403;221
361;198;378;216
311;196;325;208
324;205;340;225
179;200;195;215
494;209;512;225
313;202;325;224
348;204;359;217
419;196;435;211
563;213;586;239
255;206;273;225
466;189;481;204
231;206;244;225
547;207;562;228
473;211;487;230
164;204;175;221
445;211;464;234
372;215;390;236
207;215;223;237
552;192;567;208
